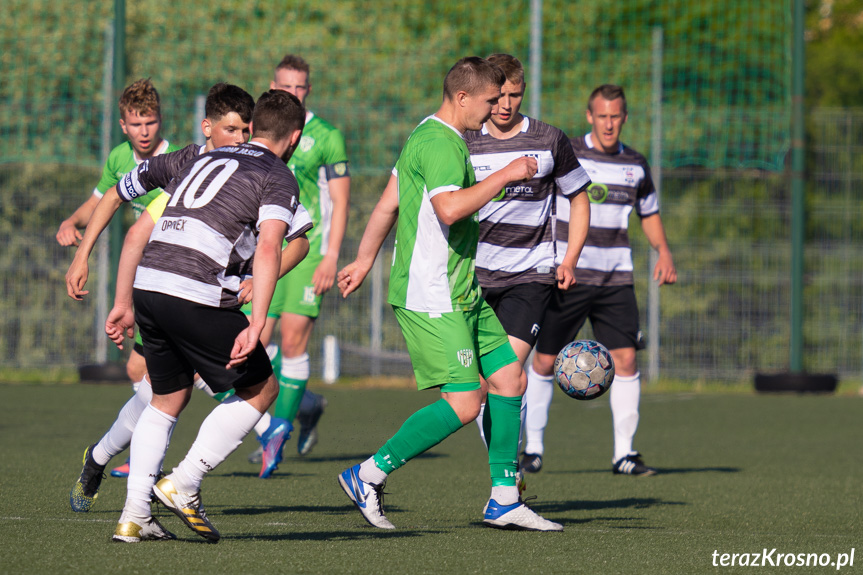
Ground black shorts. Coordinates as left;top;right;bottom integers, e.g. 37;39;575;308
481;282;554;347
535;284;643;356
133;289;273;395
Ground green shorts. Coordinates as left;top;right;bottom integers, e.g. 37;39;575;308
242;251;323;319
393;298;517;391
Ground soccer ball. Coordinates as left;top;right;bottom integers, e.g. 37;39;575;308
553;340;615;400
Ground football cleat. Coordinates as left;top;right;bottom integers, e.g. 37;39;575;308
152;475;220;542
338;464;395;529
483;498;563;531
110;460;131;478
297;394;327;456
259;417;292;479
519;452;543;474
112;514;176;543
247;444;264;464
70;443;105;513
612;452;657;476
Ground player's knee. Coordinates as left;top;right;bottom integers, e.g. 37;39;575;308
532;352;555;377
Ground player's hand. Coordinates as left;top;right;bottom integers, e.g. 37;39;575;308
56;220;83;247
653;251;677;285
556;263;577;291
105;305;135;349
237;278;254;305
506;156;538;182
312;256;338;295
337;260;370;298
227;325;261;369
66;258;90;300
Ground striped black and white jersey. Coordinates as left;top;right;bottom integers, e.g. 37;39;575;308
118;143;203;203
556;133;659;286
126;141;313;308
465;116;590;288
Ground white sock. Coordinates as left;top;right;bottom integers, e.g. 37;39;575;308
193;375;216;398
610;372;641;463
518;394;527;455
474;402;488;449
358;456;388;485
281;352;310;380
523;365;554;456
254;411;273;437
171;395;263;493
92;376;152;466
124;403;177;518
491;485;519;505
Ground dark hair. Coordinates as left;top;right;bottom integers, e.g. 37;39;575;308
486;53;525;86
275;54;311;77
442;56;506;100
252;89;306;141
588;84;627;114
205;83;255;124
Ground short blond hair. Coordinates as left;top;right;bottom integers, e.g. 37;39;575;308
118;78;161;119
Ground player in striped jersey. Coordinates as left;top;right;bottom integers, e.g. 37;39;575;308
102;90;312;542
67;84;257;514
464;54;591;463
526;85;677;476
335;57;561;531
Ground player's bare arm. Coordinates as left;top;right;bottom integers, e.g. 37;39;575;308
104;213;154;348
641;213;677;285
229;218;288;369
337;174;398;298
56;194;100;247
65;185;126;300
312;175;350;295
558;191;591;290
430;156;537;225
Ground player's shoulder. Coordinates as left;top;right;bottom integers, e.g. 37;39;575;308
165;141;183;153
570;134;589;153
619;143;649;166
106;141;134;162
305;113;342;136
526;116;567;139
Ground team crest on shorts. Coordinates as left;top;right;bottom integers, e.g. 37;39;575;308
456;349;474;368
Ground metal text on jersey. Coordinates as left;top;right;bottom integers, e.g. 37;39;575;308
161;218;186;232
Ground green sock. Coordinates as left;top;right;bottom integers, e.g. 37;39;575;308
273;375;307;421
373;398;463;474
484;393;522;487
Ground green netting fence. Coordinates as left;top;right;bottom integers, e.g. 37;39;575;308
3;1;861;384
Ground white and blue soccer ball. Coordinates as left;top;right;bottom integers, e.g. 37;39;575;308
553;340;615;400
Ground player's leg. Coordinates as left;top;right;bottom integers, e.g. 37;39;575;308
114;290;195;542
70;351;153;512
338;308;477;529
146;301;275;542
523;286;591;469
479;300;561;531
591;286;655;476
108;341;149;479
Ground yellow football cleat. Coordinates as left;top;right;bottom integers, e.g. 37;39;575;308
152;475;220;542
112;515;176;543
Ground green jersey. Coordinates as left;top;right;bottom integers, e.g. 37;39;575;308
388;116;480;313
93;139;180;219
287;112;349;256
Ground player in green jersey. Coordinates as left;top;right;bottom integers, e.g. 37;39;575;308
57;79;180;389
247;54;350;478
334;57;562;531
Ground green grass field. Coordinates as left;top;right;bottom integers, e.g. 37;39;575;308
1;382;860;574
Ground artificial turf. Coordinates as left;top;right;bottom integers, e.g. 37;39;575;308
0;382;859;574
